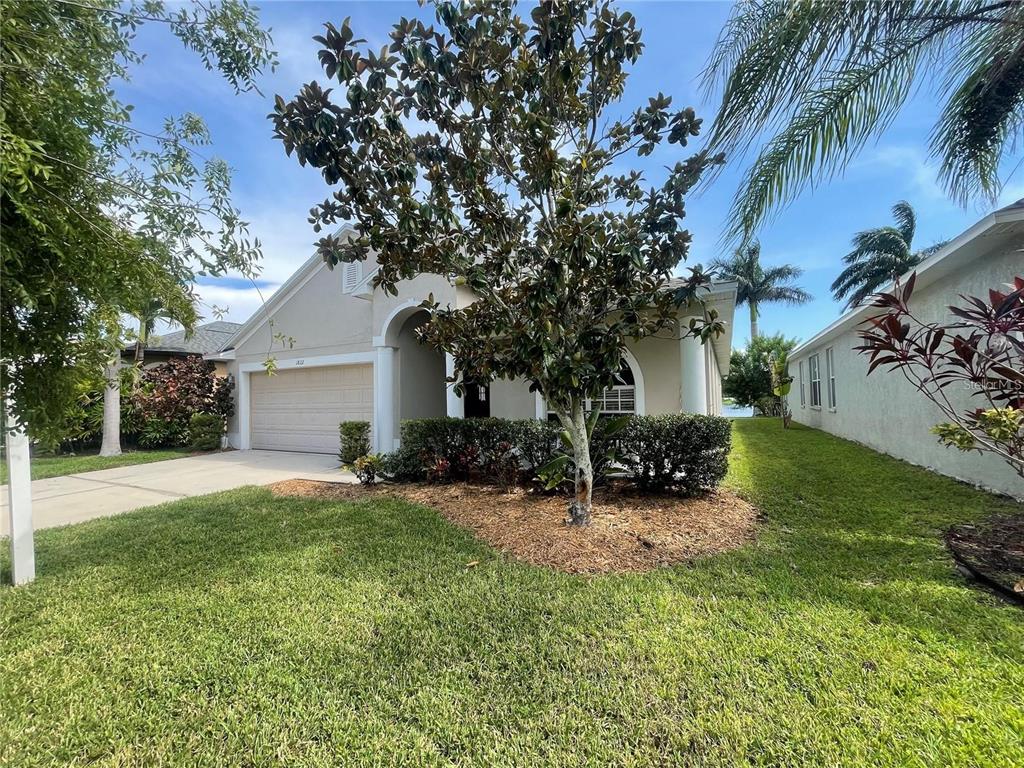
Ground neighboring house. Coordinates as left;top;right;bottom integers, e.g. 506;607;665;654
217;229;738;454
786;199;1023;499
126;321;242;375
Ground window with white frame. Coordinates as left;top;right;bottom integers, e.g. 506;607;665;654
799;360;805;407
548;362;636;417
825;347;836;409
809;353;821;407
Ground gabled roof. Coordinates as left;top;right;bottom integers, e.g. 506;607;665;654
791;198;1024;357
132;321;243;356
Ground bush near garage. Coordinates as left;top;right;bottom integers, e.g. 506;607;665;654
132;357;234;448
189;413;225;451
338;421;371;465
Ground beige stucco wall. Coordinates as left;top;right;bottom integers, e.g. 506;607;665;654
490;378;537;419
397;313;446;421
630;333;683;415
232;261;374;364
787;243;1022;499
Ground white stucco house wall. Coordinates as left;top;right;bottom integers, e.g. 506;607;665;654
786;199;1023;500
210;228;738;455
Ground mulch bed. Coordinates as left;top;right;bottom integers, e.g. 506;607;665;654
267;479;759;575
946;513;1024;605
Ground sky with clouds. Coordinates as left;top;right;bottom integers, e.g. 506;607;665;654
119;0;1024;349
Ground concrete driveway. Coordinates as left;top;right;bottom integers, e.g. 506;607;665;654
1;450;353;534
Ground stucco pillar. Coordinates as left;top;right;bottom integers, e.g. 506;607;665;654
444;353;464;418
680;324;708;414
5;409;35;585
374;345;397;452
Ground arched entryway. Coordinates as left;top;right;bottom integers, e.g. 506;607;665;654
375;301;449;450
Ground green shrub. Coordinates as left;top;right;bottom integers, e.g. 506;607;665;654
352;454;383;485
338;421;371;465
138;417;188;448
620;414;731;495
189;413;224;451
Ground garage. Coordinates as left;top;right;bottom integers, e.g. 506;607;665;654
249;364;373;453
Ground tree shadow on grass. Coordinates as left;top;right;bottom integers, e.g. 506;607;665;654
725;420;1023;647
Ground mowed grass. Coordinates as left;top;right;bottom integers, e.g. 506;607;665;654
1;419;1022;767
0;448;192;483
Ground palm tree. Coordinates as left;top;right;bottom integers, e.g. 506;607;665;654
831;200;947;310
702;1;1024;240
133;297;177;364
711;241;812;340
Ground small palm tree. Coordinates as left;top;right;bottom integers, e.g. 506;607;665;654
831;201;947;310
712;241;811;340
133;298;177;364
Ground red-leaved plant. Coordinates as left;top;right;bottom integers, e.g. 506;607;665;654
855;273;1024;480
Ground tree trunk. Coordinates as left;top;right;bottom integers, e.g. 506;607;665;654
99;358;122;457
749;302;759;340
562;402;593;526
134;318;147;364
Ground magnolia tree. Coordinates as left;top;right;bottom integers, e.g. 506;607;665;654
271;1;722;524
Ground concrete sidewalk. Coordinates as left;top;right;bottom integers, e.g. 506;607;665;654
1;450;353;534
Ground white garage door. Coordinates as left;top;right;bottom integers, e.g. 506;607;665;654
250;364;373;454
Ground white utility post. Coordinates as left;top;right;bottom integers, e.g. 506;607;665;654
5;415;35;585
444;353;465;418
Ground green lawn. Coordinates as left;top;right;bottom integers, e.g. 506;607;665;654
0;448;192;483
1;420;1021;767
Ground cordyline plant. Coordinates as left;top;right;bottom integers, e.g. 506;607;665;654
270;0;723;525
856;273;1024;481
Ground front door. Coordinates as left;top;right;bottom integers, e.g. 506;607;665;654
464;382;490;418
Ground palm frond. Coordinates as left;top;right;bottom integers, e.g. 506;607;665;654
890;200;916;244
703;0;1023;239
725;41;926;240
931;10;1024;204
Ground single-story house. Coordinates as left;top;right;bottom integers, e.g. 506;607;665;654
215;229;738;454
125;320;242;376
786;199;1023;499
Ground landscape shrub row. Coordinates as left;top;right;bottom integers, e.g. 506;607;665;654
374;414;731;495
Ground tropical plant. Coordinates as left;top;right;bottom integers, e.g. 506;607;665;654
832;200;948;309
270;1;723;525
132;298;181;365
855;273;1024;480
132;357;234;448
702;1;1024;240
1;0;274;445
711;242;811;339
352;454;384;486
722;333;798;408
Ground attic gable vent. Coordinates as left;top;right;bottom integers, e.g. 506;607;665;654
342;261;360;293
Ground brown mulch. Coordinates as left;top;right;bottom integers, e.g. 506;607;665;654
946;513;1024;604
267;479;758;574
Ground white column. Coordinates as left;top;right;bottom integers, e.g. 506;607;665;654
680;324;708;414
374;345;396;452
444;353;464;418
5;416;35;585
237;370;251;449
534;391;547;420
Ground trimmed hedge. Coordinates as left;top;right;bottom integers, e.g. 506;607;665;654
383;414;731;495
387;418;559;483
339;421;371;465
189;413;224;452
620;414;731;495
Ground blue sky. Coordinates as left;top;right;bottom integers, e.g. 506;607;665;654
120;1;1024;348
